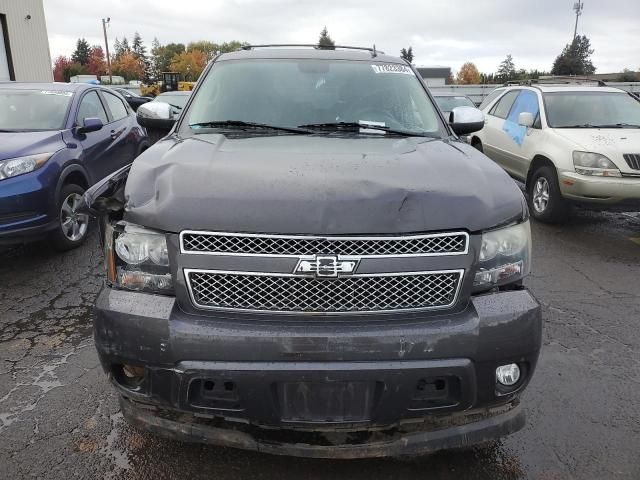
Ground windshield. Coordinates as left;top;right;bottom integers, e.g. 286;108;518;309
434;95;475;112
184;59;445;136
0;89;72;131
544;91;640;128
155;94;190;109
119;89;139;97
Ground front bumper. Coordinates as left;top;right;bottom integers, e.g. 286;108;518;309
120;395;525;459
0;218;58;245
559;171;640;207
0;172;56;244
95;287;541;457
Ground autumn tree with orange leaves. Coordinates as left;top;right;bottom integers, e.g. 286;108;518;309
455;62;481;84
111;52;144;82
86;46;107;76
169;50;207;81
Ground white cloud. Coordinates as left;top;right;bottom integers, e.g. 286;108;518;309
43;0;639;74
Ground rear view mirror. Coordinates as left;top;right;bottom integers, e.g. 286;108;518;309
518;112;534;128
449;106;484;136
137;102;177;131
76;117;103;135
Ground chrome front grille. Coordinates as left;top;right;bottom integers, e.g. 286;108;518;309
185;269;463;314
180;231;468;257
623;154;640;170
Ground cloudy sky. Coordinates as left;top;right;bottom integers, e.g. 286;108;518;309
43;0;639;74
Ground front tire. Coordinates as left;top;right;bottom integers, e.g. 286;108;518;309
471;138;483;152
51;184;90;251
527;166;569;223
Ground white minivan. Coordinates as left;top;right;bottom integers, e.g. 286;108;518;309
472;84;640;222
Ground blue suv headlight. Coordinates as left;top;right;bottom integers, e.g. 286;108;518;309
0;153;55;180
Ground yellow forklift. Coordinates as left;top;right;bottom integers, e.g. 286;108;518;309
161;72;179;92
141;72;195;97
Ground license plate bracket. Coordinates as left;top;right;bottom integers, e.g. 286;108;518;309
278;381;377;423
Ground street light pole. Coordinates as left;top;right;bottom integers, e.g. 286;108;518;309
102;17;112;84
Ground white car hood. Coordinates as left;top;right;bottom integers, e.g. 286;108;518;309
553;128;640;171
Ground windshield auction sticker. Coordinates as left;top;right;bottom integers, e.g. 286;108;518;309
371;64;413;75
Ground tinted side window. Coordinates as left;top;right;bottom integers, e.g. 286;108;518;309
508;90;541;128
77;91;108;125
102;92;128;121
490;90;520;119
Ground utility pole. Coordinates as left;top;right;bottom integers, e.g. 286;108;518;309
573;1;584;40
102;18;112;84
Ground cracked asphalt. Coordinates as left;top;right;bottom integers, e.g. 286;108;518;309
1;211;639;479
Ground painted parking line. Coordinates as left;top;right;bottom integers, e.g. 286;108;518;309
630;237;640;246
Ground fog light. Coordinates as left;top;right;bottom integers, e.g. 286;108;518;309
122;364;145;380
496;363;520;386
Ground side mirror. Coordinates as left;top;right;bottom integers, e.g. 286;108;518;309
76;117;103;135
449;106;485;136
518;112;534;128
136;102;176;131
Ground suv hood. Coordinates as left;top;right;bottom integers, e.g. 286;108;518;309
553;128;640;168
123;134;526;234
0;131;64;161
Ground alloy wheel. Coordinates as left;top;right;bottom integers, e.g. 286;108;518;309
532;177;550;213
60;193;89;241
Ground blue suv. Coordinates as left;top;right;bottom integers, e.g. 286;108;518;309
0;83;148;250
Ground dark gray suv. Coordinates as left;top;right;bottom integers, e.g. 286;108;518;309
87;45;541;458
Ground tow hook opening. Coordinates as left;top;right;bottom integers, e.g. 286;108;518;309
112;364;147;391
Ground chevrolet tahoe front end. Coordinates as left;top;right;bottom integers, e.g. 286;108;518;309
89;46;542;458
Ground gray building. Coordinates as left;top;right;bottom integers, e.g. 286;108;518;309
416;66;452;87
0;0;53;82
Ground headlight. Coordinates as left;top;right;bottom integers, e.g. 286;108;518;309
474;221;531;291
0;153;54;180
572;151;621;177
105;222;173;294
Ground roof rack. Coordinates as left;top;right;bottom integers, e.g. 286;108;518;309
503;76;607;87
504;80;530;86
239;44;384;57
536;76;607;86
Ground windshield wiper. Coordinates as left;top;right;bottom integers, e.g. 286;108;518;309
168;103;183;110
189;120;313;134
298;122;429;137
557;123;640;129
556;124;598;128
588;123;640;129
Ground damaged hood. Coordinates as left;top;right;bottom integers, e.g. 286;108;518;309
553;128;640;173
0;131;64;161
123;134;526;234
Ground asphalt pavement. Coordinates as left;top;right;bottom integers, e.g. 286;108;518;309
1;210;639;479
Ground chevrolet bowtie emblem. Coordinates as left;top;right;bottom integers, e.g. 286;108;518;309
294;255;360;278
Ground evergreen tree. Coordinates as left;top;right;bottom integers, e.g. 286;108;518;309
71;38;91;66
113;38;122;57
400;47;414;63
318;27;335;49
551;35;596;75
150;38;162;82
120;37;131;55
132;32;152;83
496;54;516;82
132;32;146;58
